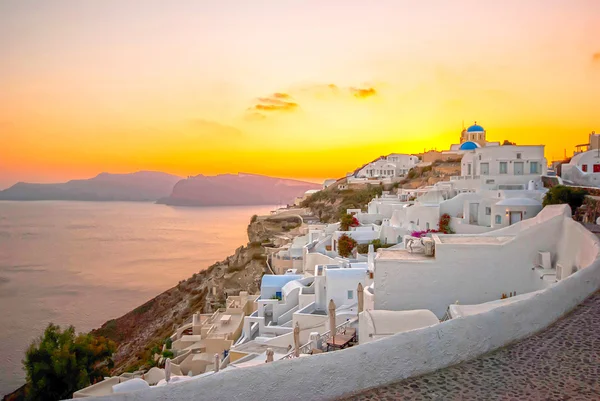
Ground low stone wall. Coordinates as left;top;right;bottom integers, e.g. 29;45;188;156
97;247;600;401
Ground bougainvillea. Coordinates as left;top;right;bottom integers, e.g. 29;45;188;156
438;213;453;234
337;233;358;258
410;214;454;237
340;213;360;231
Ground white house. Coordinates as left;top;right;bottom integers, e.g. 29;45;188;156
355;154;420;179
374;205;574;317
451;144;547;191
561;149;600;187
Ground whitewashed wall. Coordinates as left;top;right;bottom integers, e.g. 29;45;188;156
375;207;568;316
98;245;600;401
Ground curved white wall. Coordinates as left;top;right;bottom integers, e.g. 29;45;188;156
97;230;600;400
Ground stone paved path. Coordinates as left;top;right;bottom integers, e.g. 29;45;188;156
345;291;600;401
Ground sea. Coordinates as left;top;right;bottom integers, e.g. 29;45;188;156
0;201;274;395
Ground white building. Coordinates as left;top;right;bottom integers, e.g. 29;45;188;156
561;149;600;187
374;205;574;317
355;154;420;179
451;144;547;191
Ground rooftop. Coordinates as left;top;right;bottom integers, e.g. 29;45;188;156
436;235;513;245
375;249;433;262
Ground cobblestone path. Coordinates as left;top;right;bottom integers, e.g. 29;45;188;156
345;291;600;401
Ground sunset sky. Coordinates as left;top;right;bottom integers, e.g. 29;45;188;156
1;0;599;189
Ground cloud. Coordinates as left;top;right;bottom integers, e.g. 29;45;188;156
248;93;299;117
350;87;377;99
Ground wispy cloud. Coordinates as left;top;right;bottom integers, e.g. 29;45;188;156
350;87;377;99
247;93;299;120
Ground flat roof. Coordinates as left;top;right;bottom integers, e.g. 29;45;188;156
375;249;433;262
436;235;513;245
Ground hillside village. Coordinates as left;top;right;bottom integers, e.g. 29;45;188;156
22;123;600;400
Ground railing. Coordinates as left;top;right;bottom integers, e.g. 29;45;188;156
440;306;452;322
266;255;276;275
280;317;358;360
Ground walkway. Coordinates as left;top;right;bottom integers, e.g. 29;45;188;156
346;291;600;401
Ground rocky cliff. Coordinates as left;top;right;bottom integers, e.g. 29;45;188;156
90;213;301;374
157;173;321;206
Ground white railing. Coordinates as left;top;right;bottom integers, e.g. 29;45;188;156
280;317;358;360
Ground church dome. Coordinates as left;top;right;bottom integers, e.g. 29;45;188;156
467;123;485;133
459;141;479;150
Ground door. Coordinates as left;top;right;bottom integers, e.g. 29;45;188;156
469;203;479;224
509;211;523;225
514;162;524;175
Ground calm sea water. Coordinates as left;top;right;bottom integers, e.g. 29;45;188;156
0;201;274;394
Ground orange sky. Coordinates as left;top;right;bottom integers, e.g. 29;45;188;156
1;0;599;189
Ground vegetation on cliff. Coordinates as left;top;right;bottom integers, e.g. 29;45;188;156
300;185;383;222
21;324;115;401
543;185;587;214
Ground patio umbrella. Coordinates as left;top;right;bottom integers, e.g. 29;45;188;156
329;299;336;344
164;358;171;383
293;322;300;357
357;282;364;313
266;348;274;363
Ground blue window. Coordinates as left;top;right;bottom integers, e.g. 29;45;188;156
495;215;502;224
347;290;354;300
275;291;282;300
530;162;539;174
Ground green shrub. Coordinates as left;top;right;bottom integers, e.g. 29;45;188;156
165;337;172;349
542;185;587;214
162;350;174;359
23;323;115;401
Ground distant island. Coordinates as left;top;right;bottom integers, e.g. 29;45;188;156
0;171;182;202
157;173;321;206
0;172;321;205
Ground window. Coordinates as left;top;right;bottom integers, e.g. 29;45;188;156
467;164;472;175
480;162;489;175
595;164;600;173
514;162;524;175
485;207;491;215
426;223;430;230
495;215;502;224
516;153;522;159
530;162;539;174
499;162;507;174
582;164;588;172
347;290;354;300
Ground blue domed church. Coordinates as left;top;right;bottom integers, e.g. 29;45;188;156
449;122;500;151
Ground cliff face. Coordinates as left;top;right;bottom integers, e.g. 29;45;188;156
90;214;301;374
157;173;321;206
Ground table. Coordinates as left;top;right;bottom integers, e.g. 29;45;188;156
326;334;354;351
220;314;232;325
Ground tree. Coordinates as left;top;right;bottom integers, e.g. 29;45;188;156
337;234;357;258
502;140;516;146
542;185;587;214
23;323;116;401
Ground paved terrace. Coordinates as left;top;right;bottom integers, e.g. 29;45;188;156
346;291;600;401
